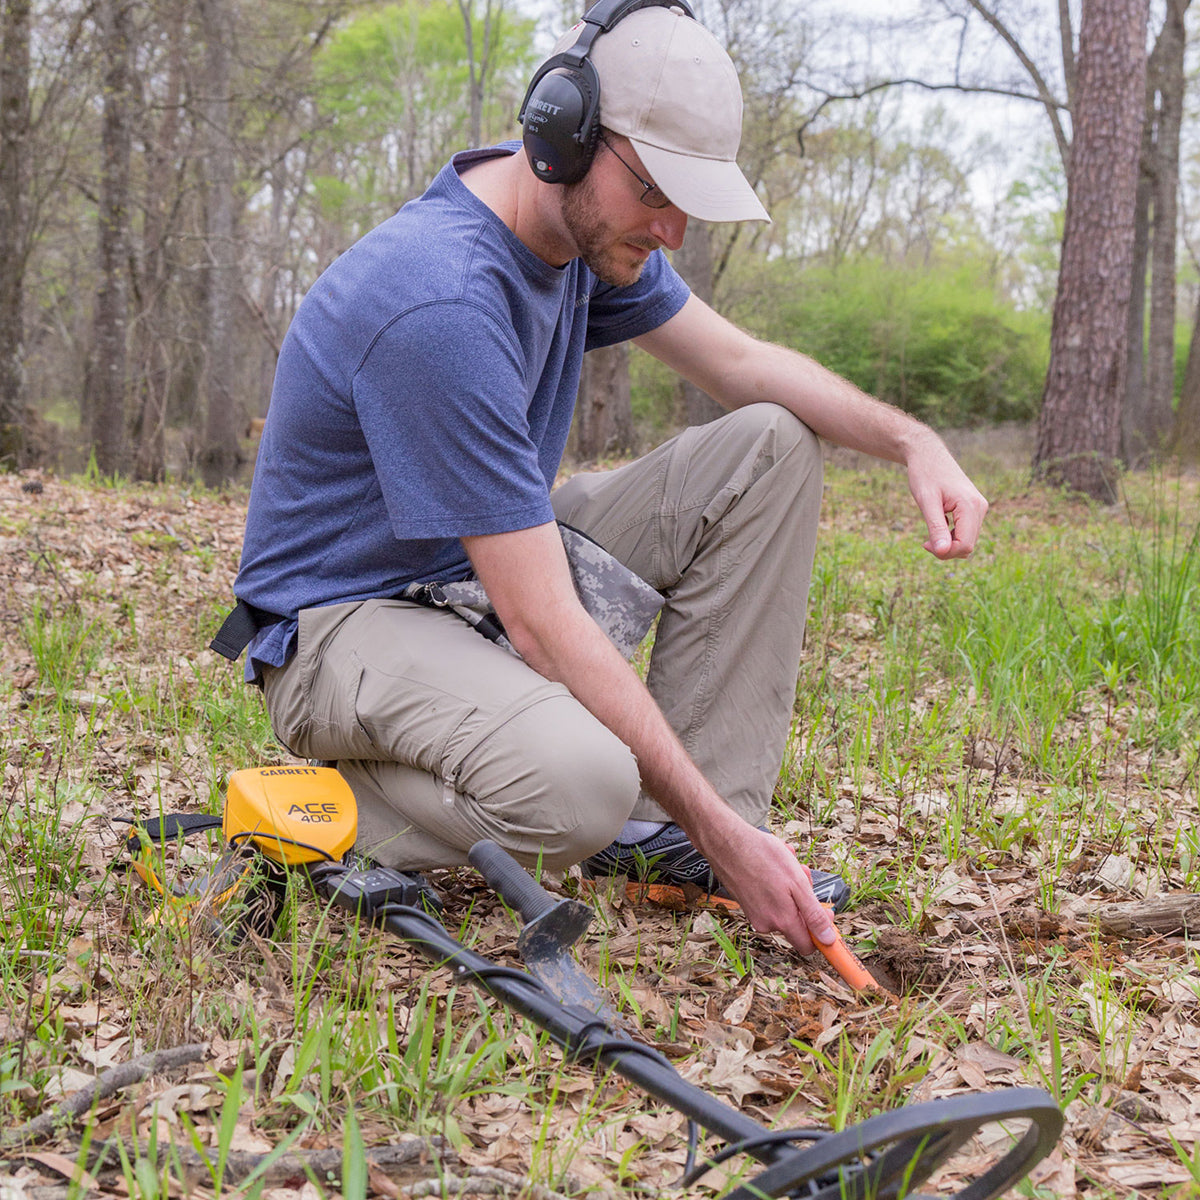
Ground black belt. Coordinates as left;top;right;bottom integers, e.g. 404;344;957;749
210;598;287;661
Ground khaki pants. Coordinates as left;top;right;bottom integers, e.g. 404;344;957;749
261;403;823;871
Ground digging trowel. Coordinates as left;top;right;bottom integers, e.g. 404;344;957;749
469;840;617;1021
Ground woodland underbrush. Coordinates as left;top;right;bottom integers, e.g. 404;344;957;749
2;459;1199;1198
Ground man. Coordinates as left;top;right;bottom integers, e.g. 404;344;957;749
217;0;987;957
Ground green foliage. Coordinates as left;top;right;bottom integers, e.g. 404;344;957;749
804;468;1200;781
312;0;537;220
311;174;356;219
1095;482;1200;731
317;2;479;131
745;257;1049;427
629;347;679;448
22;601;104;701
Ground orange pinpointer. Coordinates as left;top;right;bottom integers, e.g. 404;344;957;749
815;911;898;1002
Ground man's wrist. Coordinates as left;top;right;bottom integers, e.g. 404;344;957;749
897;419;946;466
679;796;751;869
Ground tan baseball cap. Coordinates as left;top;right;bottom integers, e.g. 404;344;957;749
550;6;770;222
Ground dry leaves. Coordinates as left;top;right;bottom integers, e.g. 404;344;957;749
4;472;1200;1198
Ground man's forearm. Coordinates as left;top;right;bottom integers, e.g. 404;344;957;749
637;297;988;558
494;556;730;840
464;521;837;953
463;525;755;861
730;342;944;462
639;294;942;461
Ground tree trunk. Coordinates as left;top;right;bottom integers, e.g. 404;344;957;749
0;0;31;469
457;0;499;148
1122;83;1152;460
1172;294;1200;459
132;5;186;483
674;220;724;426
571;343;634;462
1034;0;1149;501
90;0;133;477
1123;0;1188;467
254;168;288;419
198;0;242;488
1145;0;1187;455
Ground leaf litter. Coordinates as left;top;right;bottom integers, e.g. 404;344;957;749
2;468;1200;1198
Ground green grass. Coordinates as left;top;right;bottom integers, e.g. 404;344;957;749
3;465;1199;1197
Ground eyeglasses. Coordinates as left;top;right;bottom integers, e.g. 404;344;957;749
598;131;672;209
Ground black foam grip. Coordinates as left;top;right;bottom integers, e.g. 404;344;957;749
121;812;223;855
468;840;557;923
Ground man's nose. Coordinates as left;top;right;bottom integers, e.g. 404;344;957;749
650;205;688;251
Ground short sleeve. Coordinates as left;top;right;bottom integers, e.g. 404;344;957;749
584;250;691;350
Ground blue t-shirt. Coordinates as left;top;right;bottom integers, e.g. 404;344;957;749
235;143;690;677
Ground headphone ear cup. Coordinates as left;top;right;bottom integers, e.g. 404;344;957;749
520;63;600;185
521;0;695;184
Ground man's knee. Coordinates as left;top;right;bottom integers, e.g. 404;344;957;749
476;695;639;869
717;402;821;478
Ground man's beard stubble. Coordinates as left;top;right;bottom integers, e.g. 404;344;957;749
560;174;657;288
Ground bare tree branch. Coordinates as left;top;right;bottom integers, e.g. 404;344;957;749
962;0;1071;168
1057;0;1076;110
796;77;1067;156
2;1044;209;1148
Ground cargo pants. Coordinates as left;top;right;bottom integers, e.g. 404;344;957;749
260;403;823;872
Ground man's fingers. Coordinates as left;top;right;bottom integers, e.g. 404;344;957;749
717;834;838;957
782;922;816;957
922;493;987;559
908;439;989;560
799;866;838;945
947;492;987;554
922;507;954;557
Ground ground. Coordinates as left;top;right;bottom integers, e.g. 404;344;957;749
2;453;1199;1199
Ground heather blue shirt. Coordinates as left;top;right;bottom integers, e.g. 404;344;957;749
235;143;690;679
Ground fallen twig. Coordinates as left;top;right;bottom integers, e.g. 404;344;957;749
399;1166;571;1200
4;1137;462;1199
174;1137;454;1189
1;1043;209;1149
1092;893;1200;938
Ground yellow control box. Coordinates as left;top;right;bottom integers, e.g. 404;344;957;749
223;766;358;865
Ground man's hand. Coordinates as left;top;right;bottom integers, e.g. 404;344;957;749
696;821;838;956
906;432;989;560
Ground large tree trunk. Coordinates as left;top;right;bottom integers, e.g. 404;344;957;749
90;0;133;477
1122;80;1152;456
572;344;634;462
1034;0;1149;501
0;0;31;469
198;0;242;487
674;221;723;426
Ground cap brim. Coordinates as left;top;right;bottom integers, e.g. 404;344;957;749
631;139;771;223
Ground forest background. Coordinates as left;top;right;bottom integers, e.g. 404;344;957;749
8;1;1200;1196
1;0;1198;496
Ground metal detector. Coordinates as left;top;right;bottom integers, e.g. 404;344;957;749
193;767;1065;1198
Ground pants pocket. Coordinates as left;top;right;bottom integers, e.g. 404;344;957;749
352;654;480;774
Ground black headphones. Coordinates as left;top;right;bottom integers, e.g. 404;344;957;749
518;0;696;186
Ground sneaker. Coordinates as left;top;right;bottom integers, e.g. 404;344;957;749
581;823;851;912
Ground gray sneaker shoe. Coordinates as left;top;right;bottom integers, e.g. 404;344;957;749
581;823;851;912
